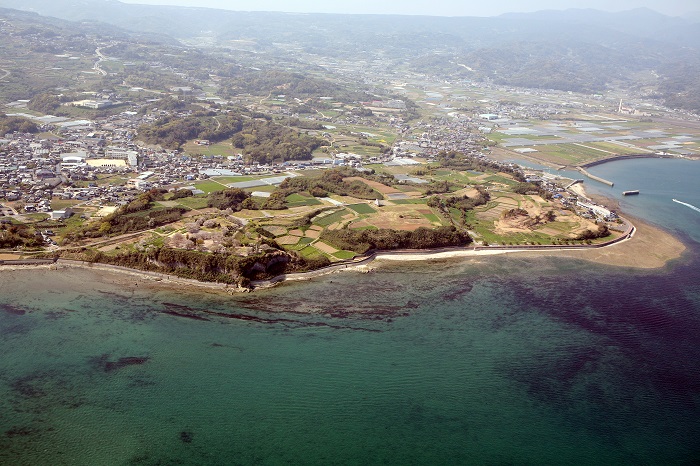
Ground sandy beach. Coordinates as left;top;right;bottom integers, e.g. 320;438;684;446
0;178;688;291
374;217;685;269
1;215;685;294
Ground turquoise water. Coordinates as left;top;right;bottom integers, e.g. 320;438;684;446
587;158;700;240
1;159;700;465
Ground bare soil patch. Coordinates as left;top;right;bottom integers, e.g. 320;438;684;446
314;242;338;254
345;177;402;195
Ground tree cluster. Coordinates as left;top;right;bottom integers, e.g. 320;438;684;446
206;188;255;211
0;115;38;135
575;224;610;241
428;188;490;214
231;118;326;163
321;225;471;254
137;112;243;149
279;168;382;200
27;93;62;113
0;223;43;249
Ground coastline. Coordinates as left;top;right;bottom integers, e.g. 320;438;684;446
372;215;684;269
0;213;686;294
0;177;688;292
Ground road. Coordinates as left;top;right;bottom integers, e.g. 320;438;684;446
93;47;108;76
0;68;9;81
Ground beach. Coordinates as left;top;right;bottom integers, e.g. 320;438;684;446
0;214;685;295
0;176;689;291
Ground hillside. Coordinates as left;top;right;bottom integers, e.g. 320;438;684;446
1;1;700;112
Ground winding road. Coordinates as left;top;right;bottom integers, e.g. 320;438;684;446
93;47;108;76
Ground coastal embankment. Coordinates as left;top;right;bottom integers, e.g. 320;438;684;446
575;153;677;186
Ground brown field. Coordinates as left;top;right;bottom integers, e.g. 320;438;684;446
352;220;373;229
477;204;518;221
370;221;427;231
538;226;569;236
452;187;481;198
263;226;287;236
314;242;338;254
345;177;402;195
276;235;300;245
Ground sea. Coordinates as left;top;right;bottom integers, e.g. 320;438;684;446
1;158;699;465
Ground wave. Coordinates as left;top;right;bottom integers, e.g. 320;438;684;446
672;199;700;213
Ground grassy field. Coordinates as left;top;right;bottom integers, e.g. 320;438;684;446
193;180;228;194
314;209;351;227
484;174;519;186
347;203;377;214
51;199;83;210
182;141;235;157
286;194;323;207
390;199;428;205
521;144;613;166
585;141;643;154
210;176;256;184
176;197;209;210
333;250;357;260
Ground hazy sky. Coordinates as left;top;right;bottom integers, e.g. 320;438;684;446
117;0;698;17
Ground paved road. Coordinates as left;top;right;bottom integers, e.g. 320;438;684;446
93;47;108;76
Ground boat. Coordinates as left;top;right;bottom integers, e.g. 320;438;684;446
623;190;640;196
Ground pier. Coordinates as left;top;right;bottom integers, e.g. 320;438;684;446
576;167;614;187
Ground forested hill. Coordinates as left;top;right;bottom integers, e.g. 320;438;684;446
136;110;328;163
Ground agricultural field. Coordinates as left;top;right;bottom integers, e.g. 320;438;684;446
182;141;236;157
468;192;601;245
174;197;210;210
193;180;230;193
285;193;324;208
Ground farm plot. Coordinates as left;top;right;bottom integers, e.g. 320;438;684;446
475;198;520;221
352;205;436;231
344;177;402;196
348;203;377;214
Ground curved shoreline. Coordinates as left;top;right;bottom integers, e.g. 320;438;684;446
0;213;685;294
0;181;688;292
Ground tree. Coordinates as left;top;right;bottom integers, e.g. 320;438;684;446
98;222;112;236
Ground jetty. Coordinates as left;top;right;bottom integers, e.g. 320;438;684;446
623;190;640;196
576;167;614;187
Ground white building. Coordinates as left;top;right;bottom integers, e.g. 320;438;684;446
577;201;612;219
105;147;139;167
50;207;74;220
61;152;87;168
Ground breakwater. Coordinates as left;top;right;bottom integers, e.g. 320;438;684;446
580;153;672;169
577;167;614;186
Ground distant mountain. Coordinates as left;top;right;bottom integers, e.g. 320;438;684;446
0;4;180;45
499;8;700;49
684;11;700;23
1;0;700;112
2;1;699;48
